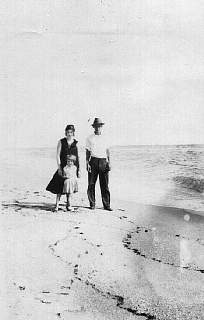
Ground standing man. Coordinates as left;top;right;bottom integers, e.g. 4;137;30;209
86;118;112;211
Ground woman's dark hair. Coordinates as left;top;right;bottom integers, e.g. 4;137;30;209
65;124;75;132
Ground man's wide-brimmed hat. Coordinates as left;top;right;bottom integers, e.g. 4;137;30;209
66;154;76;162
91;118;105;127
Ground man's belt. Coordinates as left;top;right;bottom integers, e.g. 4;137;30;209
90;156;107;160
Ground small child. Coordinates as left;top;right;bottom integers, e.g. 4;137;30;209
55;155;78;212
63;154;78;211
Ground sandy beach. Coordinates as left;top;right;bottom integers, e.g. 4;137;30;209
1;149;204;320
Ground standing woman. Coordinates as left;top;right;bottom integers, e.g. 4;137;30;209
46;124;80;211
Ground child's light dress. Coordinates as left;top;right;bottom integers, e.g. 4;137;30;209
63;165;78;194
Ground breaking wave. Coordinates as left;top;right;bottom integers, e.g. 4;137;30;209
173;176;204;193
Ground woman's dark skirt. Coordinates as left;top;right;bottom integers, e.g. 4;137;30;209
46;170;65;194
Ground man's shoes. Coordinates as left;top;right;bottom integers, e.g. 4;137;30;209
104;207;113;211
89;206;95;210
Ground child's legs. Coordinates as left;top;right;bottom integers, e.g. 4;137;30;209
55;194;61;209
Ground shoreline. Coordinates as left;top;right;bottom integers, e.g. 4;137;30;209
112;196;204;218
2;146;204;214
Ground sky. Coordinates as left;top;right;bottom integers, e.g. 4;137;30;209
1;0;204;148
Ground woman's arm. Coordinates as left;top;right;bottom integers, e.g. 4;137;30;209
76;145;81;178
56;140;62;173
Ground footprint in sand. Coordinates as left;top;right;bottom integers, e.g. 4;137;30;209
57;292;69;296
60;285;71;290
74;264;78;275
38;299;51;304
13;283;25;291
19;285;26;291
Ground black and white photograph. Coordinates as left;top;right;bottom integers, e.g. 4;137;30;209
1;1;204;319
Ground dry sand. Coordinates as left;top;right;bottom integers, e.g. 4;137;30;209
1;150;204;319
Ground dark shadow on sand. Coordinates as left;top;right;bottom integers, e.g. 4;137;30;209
1;202;93;213
2;202;54;212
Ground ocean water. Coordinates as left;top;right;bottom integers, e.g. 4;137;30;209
110;144;204;211
2;144;204;211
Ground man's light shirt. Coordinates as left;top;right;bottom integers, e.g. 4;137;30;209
86;134;110;158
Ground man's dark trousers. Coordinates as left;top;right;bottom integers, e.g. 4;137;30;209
87;157;110;209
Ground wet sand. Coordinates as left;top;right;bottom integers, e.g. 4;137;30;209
1;149;204;319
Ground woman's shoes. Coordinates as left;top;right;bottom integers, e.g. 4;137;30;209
53;206;74;212
66;205;74;212
53;204;75;212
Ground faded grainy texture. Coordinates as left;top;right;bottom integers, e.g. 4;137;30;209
1;149;204;320
1;1;204;319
